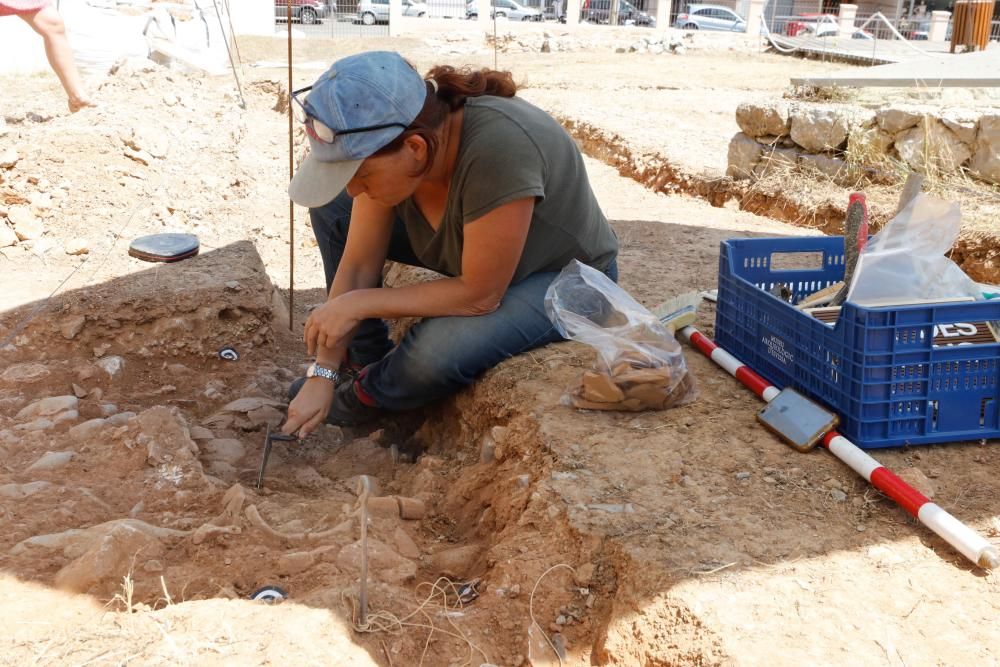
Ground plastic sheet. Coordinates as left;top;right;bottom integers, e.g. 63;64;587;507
846;193;982;307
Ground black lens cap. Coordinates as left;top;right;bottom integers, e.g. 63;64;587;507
128;233;200;263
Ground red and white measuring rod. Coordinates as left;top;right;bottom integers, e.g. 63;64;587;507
681;325;1000;570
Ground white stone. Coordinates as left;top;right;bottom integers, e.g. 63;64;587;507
26;451;75;472
848;125;894;158
876;107;923;134
124;147;152;166
735;103;790;138
52;410;79;425
29;192;52;212
15;418;54;432
799;153;849;180
0;363;49;382
0;223;16;248
16;395;79;420
0;147;17;168
201;438;245;466
790;107;849;153
0;481;52;498
64;238;89;255
970;114;1000;185
107;411;136;426
895;119;972;173
753;146;799;176
222;396;284;413
7;206;43;241
726;133;764;179
69;418;108;442
96;355;125;377
188;426;214;440
940;111;978;145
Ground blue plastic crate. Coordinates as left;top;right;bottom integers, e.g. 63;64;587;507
715;236;1000;448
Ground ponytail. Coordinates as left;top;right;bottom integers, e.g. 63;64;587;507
424;65;517;111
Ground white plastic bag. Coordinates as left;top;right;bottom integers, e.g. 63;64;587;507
545;260;696;412
846;193;982;307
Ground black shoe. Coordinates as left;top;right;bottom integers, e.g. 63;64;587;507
325;380;381;427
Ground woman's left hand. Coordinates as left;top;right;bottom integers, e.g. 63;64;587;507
304;293;363;355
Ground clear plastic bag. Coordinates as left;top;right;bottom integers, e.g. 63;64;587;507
544;260;696;412
846;193;982;306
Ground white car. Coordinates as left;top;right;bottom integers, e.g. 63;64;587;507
357;0;429;24
466;0;543;21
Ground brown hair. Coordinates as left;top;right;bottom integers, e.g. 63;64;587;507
372;65;518;175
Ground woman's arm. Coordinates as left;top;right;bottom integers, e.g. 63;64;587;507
305;194;395;361
284;194;394;438
304;197;534;353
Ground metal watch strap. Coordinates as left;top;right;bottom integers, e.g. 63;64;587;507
309;363;339;383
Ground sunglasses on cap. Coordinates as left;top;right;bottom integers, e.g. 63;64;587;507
291;86;407;145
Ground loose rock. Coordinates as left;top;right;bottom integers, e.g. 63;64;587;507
201;438;246;466
16;395;79;420
64;238;89;255
8;206;43;241
96;356;125;377
428;544;481;579
0;223;16;248
0;146;18;168
68;418;108;441
1;363;50;383
60;315;86;340
26;451;75;472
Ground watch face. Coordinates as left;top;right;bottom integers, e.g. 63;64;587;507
306;364;316;378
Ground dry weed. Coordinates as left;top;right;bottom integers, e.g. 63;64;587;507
109;571;136;614
783;84;856;103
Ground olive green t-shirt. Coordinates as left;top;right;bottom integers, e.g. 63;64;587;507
395;95;618;284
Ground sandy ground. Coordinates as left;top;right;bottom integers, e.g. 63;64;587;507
1;25;999;667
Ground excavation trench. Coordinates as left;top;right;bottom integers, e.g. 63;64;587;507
1;241;700;666
559;116;999;286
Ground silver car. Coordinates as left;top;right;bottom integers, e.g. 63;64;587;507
673;4;745;31
466;0;543;20
358;0;429;24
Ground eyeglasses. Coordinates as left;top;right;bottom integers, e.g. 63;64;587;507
291;86;407;145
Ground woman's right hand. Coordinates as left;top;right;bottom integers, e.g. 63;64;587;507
283;378;336;438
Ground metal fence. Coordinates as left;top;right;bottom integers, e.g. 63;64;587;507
763;5;1000;45
274;0;389;37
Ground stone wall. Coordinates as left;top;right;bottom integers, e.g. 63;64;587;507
727;102;1000;186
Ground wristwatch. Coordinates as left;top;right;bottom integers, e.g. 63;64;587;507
305;362;340;384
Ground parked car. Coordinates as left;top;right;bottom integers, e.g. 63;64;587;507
673;4;743;30
358;0;429;23
466;0;542;20
275;0;332;25
581;0;655;25
785;12;838;36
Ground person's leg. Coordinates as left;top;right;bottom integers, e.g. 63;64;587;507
309;189;427;367
19;5;92;112
356;270;565;411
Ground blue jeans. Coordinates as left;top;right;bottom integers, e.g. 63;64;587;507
310;190;618;411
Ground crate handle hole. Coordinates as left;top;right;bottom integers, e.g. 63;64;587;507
982;398;994;428
769;251;825;271
930;400;939;431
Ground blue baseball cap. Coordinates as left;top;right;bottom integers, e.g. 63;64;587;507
288;51;427;208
